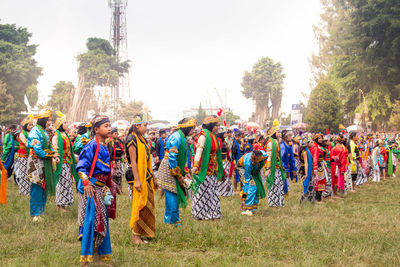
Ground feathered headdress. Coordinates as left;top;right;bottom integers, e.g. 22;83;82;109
53;111;66;130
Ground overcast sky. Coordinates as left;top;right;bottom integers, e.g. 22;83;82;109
1;0;322;124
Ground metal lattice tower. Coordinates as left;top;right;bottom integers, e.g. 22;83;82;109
108;0;130;119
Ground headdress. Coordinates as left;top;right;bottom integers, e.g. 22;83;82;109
251;151;268;163
53;111;66;130
300;135;313;147
92;115;110;128
20;114;34;126
34;108;52;119
203;116;220;125
132;114;147;125
178;118;196;129
281;129;293;139
313;133;323;141
267;119;280;136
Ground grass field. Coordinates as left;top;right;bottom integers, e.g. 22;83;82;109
1;175;400;267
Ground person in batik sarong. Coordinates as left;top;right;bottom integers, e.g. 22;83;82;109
27;109;58;222
266;119;286;207
158;118;196;225
77;115;120;266
349;132;367;189
2;124;17;180
238;150;267;216
14;115;34;196
125;114;158;244
280;129;298;196
191;115;224;220
371;140;381;182
217;131;234;197
309;133;327;202
299;136;315;203
52;111;79;212
107;127;125;191
330;135;347;197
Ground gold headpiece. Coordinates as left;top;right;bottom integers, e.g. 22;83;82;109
53;111;66;130
20;114;34;126
203;116;220;125
178;118;197;129
34;108;52;119
267;119;280;136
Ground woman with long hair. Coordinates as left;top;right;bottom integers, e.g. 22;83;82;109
125;114;158;244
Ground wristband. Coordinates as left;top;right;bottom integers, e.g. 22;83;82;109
82;179;90;186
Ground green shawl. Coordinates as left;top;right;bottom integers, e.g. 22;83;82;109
37;125;56;196
192;129;223;195
251;159;266;199
176;130;188;208
54;130;80;184
388;148;393;176
22;130;30;155
266;138;286;190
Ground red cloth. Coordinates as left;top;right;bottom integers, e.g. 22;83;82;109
330;144;347;190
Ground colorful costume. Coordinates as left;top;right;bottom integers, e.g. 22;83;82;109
280;140;298;194
1;131;17;178
53;112;79;207
350;140;368;186
14;115;33;195
73;131;90;156
238;151;267;212
158;124;193;225
192;118;223;220
299;145;315;203
27;109;56;217
107;135;124;188
330;143;347;192
217;134;234;197
77;135;116;263
125;131;155;238
266;137;286;207
309;136;327;201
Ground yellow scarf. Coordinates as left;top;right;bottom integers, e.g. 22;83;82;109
129;132;154;229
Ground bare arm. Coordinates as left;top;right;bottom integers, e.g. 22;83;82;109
128;144;142;192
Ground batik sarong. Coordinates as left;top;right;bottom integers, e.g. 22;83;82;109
355;161;368;186
218;161;234;197
15;157;30;196
267;169;284;207
112;160;123;188
55;163;74;207
191;174;222;220
131;180;155;237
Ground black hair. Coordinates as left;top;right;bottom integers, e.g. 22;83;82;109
77;125;87;135
374;140;380;148
217;132;225;139
259;136;264;142
9;124;17;130
159;129;166;135
58;124;66;132
22;124;30;132
227;129;232;134
37;117;48;129
271;132;277;139
253;150;263;157
178;118;195;137
349;131;357;140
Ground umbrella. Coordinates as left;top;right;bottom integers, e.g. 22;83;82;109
246;122;260;129
292;123;308;129
346;124;364;132
148;122;169;130
112;120;130;129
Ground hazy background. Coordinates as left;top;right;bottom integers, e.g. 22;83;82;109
0;0;322;123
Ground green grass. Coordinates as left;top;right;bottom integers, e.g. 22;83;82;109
1;176;400;266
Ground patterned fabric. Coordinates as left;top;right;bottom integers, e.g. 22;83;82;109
355;161;368;186
27;156;44;185
191;174;222;220
345;166;353;192
322;165;332;198
112;160;123;188
78;186;108;249
131;180;155;238
218;161;234;197
15;157;30;196
55;163;74;207
267;169;284;207
300;174;316;203
157;157;177;194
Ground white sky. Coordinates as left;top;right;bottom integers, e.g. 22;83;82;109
1;0;322;124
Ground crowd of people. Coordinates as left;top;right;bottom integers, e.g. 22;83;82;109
0;109;398;266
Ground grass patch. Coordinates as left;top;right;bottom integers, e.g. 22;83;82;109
1;177;400;266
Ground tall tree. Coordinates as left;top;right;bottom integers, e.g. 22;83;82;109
0;81;16;123
224;109;240;125
312;0;400;129
69;38;130;121
48;81;75;112
241;57;285;127
305;80;343;133
0;24;41;119
116;100;146;121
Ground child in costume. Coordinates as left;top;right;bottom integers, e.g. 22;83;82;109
76;115;120;265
